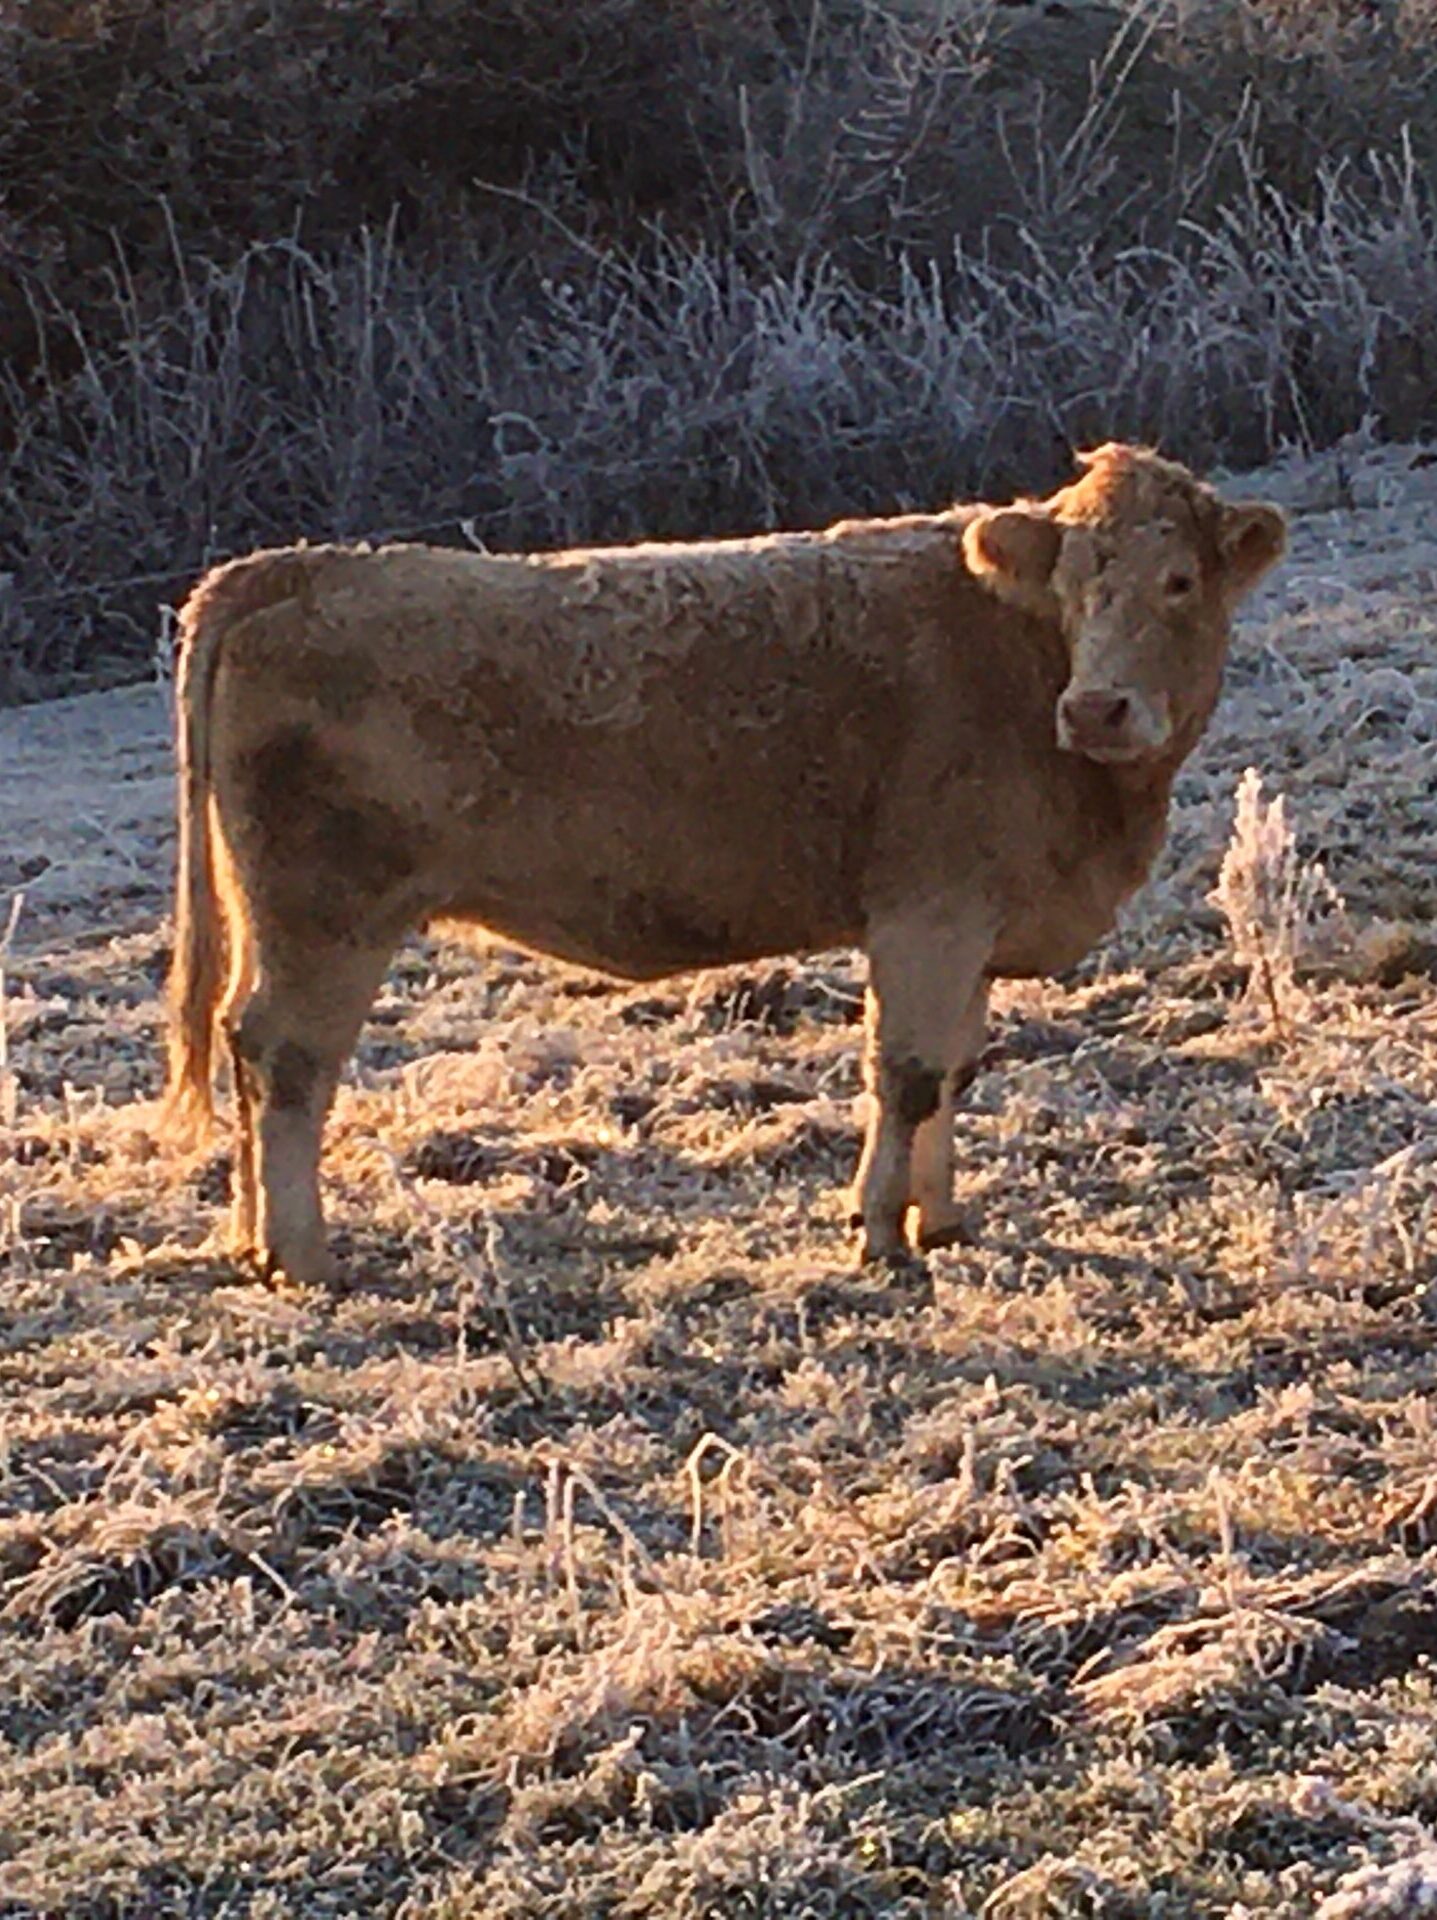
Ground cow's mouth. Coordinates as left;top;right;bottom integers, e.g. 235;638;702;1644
1056;687;1169;763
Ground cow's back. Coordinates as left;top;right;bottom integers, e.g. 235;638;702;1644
206;525;965;976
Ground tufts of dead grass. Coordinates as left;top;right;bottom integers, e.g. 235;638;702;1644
1;442;1437;1910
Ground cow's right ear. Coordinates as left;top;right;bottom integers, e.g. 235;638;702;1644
962;508;1062;604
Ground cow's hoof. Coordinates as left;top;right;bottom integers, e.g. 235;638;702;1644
916;1209;973;1253
856;1232;925;1273
257;1245;338;1290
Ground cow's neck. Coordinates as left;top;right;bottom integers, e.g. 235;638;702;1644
1100;696;1213;811
1068;753;1171;861
1098;744;1182;814
1063;706;1207;898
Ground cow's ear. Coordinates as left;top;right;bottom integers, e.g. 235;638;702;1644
963;508;1061;601
1218;501;1286;599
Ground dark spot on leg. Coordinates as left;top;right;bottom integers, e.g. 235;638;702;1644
228;1014;320;1111
268;1040;320;1111
241;725;415;883
238;725;419;934
889;1057;944;1127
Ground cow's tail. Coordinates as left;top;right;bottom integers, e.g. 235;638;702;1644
162;546;339;1144
161;565;231;1143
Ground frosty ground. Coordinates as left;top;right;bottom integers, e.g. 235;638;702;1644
2;441;1436;1916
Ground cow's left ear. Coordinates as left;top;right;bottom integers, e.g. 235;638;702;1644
962;507;1061;604
1218;501;1286;600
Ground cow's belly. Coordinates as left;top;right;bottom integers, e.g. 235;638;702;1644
435;808;861;984
441;901;801;983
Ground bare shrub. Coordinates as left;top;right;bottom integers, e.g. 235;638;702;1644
0;0;784;263
1210;767;1347;1028
0;0;1436;694
4;143;1436;698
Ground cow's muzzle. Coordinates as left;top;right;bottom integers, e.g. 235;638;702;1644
1056;687;1169;763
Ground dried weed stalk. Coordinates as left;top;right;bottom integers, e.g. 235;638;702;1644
1210;767;1347;1033
540;1456;676;1650
0;892;27;1269
382;1147;549;1405
685;1431;753;1562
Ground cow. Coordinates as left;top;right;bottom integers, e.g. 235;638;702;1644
162;444;1286;1286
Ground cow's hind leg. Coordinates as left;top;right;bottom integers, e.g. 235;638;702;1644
227;939;393;1287
910;982;989;1252
227;1026;258;1258
852;913;991;1266
217;899;260;1260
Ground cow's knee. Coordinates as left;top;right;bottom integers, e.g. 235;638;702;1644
229;1004;324;1106
863;1026;943;1105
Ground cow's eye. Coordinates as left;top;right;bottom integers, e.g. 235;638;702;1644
1165;572;1195;598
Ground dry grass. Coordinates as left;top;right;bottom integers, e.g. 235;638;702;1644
2;439;1437;1912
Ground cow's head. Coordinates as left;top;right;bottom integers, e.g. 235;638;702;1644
963;444;1286;766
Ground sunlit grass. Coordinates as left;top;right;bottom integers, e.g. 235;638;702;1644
1;441;1436;1913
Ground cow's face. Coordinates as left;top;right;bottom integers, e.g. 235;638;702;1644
963;446;1286;766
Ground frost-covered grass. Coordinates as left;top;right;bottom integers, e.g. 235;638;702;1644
1;443;1436;1914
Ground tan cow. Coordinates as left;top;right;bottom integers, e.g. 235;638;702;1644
163;444;1285;1284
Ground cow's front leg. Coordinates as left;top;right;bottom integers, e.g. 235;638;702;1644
910;982;989;1251
851;915;991;1265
